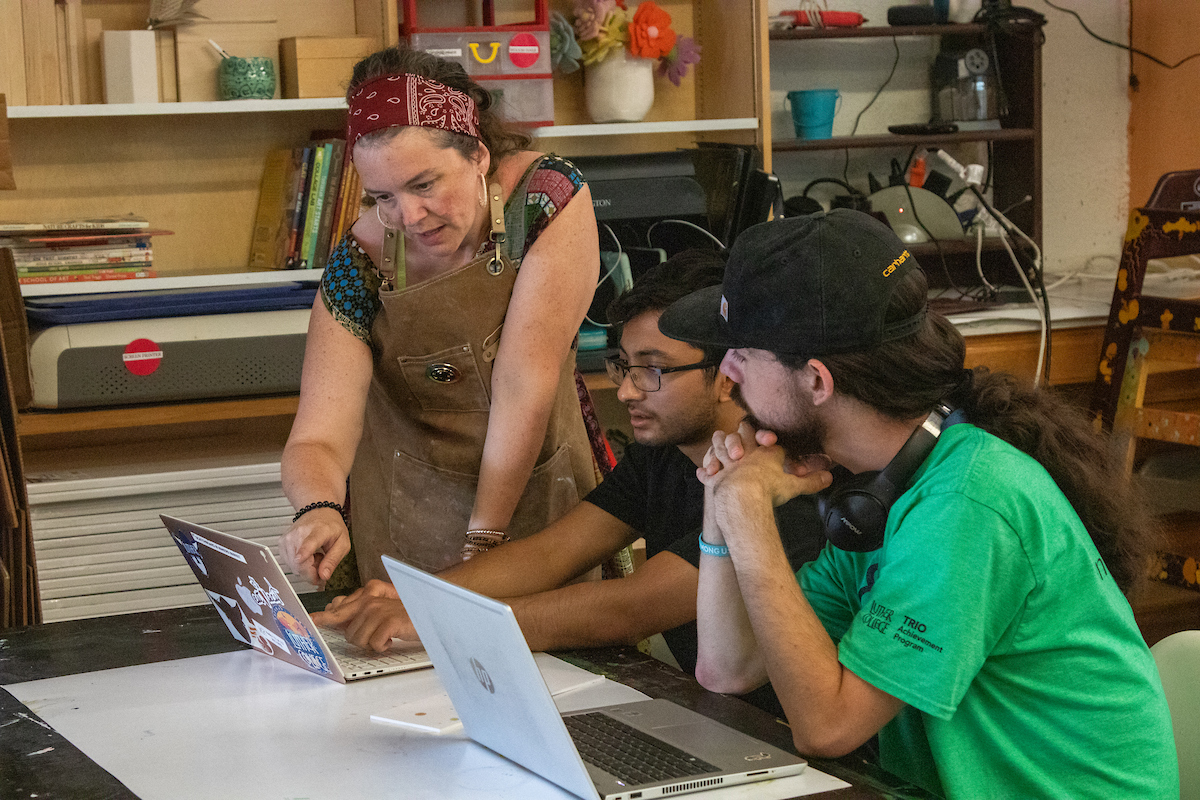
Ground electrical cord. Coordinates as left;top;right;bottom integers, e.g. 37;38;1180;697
898;178;981;302
935;147;1050;385
843;36;901;183
802;177;867;207
585;222;624;328
966;181;1052;385
1042;0;1200;70
646;219;727;252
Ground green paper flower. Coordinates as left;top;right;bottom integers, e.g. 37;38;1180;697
550;11;583;74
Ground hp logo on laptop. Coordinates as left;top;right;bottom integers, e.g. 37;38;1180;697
745;752;773;762
470;657;495;694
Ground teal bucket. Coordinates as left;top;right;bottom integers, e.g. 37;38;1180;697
784;89;840;140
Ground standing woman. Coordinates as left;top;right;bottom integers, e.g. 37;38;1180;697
280;46;601;586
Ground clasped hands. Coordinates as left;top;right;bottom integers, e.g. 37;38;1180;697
697;422;833;548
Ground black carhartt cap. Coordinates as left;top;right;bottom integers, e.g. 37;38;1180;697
658;209;925;356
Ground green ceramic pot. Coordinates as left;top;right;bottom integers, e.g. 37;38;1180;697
218;57;276;100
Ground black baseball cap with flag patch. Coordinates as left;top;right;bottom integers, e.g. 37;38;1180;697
657;209;926;356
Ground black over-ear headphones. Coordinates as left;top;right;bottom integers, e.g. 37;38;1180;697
817;404;960;552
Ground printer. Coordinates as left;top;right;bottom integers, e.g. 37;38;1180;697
25;283;314;409
569;146;774;368
571;145;770;258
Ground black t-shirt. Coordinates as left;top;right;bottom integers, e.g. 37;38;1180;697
584;442;828;710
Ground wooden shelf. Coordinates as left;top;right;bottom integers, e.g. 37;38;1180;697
7;98;349;118
18;395;300;437
9;101;758;141
772;128;1036;153
532;118;759;139
769;23;987;40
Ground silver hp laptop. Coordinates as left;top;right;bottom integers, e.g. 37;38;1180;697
161;515;431;684
382;554;806;800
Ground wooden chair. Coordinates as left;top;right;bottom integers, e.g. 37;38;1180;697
1090;192;1200;599
1091;206;1200;464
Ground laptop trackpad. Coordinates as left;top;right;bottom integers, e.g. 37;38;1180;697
603;700;785;766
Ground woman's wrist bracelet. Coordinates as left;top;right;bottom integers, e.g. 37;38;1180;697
292;501;345;523
462;529;511;560
698;532;730;558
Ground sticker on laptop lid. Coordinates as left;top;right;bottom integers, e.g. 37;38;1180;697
256;577;332;675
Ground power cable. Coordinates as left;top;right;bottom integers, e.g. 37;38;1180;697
842;36;900;183
1042;0;1200;70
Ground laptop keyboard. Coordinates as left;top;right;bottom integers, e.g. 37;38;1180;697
563;712;720;786
319;628;429;674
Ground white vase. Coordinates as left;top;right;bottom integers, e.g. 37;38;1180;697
585;49;655;123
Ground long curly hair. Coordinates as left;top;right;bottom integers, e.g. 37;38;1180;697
346;45;533;178
781;267;1159;596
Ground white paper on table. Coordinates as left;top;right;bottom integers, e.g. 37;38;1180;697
369;652;607;735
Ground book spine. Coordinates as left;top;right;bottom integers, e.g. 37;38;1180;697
313;139;345;271
17;261;154;277
301;143;331;270
13;248;153;265
18;268;156;284
0;218;149;233
13;238;152;251
333;164;362;246
273;148;304;271
247;148;295;270
285;146;314;269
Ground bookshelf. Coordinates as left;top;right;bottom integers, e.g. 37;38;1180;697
764;21;1043;284
6;0;767;470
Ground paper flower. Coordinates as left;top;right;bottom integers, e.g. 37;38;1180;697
558;1;699;83
579;6;629;66
656;35;700;86
550;11;583;74
573;0;617;42
628;2;676;60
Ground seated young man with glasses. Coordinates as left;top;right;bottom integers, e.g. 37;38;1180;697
314;250;827;709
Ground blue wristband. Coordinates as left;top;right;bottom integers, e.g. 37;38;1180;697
698;533;730;558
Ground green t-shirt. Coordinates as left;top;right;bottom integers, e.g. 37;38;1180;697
799;424;1178;799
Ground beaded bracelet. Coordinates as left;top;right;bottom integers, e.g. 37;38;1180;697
292;501;345;524
697;532;730;558
461;529;510;560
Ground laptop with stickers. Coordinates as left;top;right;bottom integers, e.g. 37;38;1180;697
382;554;807;800
161;515;431;683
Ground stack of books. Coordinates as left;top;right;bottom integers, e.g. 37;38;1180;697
248;136;363;272
0;217;167;285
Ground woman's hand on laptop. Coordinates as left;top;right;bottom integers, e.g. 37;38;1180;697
280;510;351;586
312;580;419;651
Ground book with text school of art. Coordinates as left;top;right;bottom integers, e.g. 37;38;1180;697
17;267;157;285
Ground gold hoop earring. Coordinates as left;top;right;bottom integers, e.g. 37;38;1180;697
478;173;488;208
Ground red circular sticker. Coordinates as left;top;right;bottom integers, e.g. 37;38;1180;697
508;33;540;69
122;338;163;376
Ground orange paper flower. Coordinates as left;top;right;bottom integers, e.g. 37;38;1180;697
628;2;676;60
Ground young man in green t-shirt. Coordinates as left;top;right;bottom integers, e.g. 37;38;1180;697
658;209;1178;799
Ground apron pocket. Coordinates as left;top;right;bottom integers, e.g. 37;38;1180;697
388;444;582;573
397;343;491;412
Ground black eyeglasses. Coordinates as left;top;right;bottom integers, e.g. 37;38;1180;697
604;356;718;392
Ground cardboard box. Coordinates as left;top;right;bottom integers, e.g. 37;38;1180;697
280;36;378;99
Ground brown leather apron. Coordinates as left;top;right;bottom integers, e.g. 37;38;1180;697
349;160;596;581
